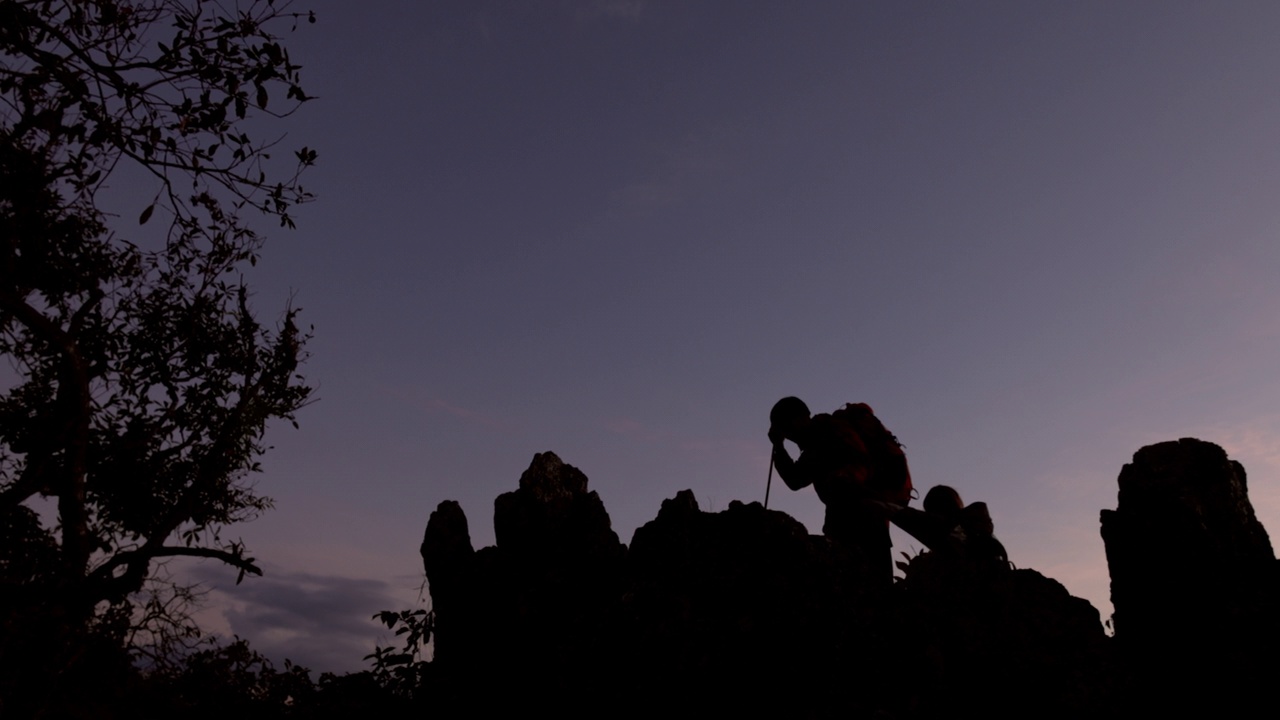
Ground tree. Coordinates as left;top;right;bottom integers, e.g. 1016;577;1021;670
0;0;317;699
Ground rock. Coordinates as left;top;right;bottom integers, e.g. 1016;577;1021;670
421;452;624;710
1100;437;1280;714
419;500;474;665
624;494;857;710
1101;438;1274;639
493;451;621;559
421;442;1280;716
420;500;474;584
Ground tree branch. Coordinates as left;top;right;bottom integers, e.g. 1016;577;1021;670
0;290;94;582
90;544;263;600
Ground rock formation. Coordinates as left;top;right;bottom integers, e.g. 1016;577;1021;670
1102;438;1274;634
419;452;623;704
422;449;1127;716
1101;437;1279;714
419;438;1278;716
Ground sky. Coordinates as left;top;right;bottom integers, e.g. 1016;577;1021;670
126;0;1280;674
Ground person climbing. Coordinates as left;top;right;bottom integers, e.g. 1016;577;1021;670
887;484;1010;582
767;396;912;589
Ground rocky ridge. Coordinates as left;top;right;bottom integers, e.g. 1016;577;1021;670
422;441;1279;717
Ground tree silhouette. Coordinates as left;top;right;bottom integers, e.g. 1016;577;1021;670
0;0;317;700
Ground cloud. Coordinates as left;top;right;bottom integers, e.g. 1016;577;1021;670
184;563;424;675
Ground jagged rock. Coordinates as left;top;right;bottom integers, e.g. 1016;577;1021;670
1101;438;1275;638
622;494;864;712
419;500;474;665
420;451;624;709
429;445;1280;717
420;500;474;585
424;458;1116;716
887;548;1111;718
1100;437;1280;713
493;451;621;560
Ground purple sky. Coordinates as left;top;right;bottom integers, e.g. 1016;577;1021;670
163;1;1280;673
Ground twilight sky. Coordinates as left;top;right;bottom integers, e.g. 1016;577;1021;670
167;1;1280;674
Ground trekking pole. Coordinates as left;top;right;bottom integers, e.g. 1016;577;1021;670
764;456;774;509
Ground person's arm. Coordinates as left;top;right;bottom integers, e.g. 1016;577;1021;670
886;505;957;552
769;428;811;491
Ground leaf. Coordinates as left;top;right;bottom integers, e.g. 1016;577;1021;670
139;204;155;225
256;84;268;109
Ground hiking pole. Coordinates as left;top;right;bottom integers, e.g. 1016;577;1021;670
764;456;774;509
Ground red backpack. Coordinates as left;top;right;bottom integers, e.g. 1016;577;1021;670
831;403;913;506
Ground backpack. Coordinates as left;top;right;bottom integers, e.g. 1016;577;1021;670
831;403;913;506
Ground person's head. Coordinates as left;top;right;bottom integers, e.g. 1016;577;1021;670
769;396;811;442
924;485;964;518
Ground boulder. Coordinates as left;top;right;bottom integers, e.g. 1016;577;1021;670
1100;438;1280;714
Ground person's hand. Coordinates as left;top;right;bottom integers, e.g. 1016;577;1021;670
768;425;785;447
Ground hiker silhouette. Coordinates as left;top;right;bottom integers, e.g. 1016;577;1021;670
768;396;911;589
888;484;1010;582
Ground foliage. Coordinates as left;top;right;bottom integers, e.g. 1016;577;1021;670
137;637;420;718
144;638;318;717
366;607;435;698
0;0;317;701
